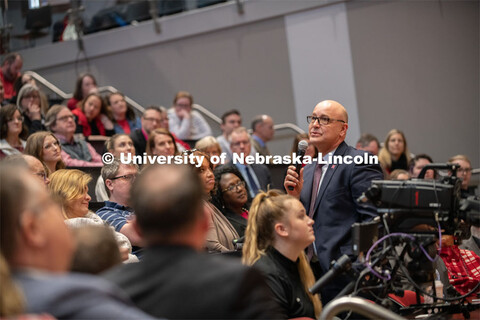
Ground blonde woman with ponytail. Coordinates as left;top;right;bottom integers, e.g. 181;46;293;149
243;190;322;319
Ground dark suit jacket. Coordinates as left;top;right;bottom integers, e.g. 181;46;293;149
300;141;383;300
130;128;147;155
250;163;272;191
103;245;283;319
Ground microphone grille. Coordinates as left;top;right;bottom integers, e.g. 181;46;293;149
298;140;309;151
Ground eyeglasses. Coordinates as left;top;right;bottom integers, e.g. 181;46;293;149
56;115;75;122
307;116;345;125
33;171;48;182
222;180;246;193
8;116;24;122
231;140;250;147
143;117;162;123
176;103;191;108
457;168;472;174
183;149;197;155
110;174;137;182
22;94;40;99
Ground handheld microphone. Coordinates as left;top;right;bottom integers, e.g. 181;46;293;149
288;140;308;191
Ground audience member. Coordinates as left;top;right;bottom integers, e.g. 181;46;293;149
3;154;50;186
107;91;141;134
146;128;178;157
96;159;144;253
25;131;66;175
0;53;23;100
168;91;212;140
188;150;239;253
130;105;163;155
13;72;36;98
226;127;272;198
216;109;255;161
378;129;411;174
409;154;435;179
103;164;281;319
212;165;249;237
96;134;136;201
70;224;123;274
49;169;137;263
356;133;380;155
461;226;480;257
243;190;322;319
195;136;222;169
449;154;475;197
156;105;190;151
0;81;7;106
251;114;274;156
72;92;114;138
0;104;28;159
67;73;98;110
290;132;317;160
16;84;48;134
389;169;410;180
0;163;154;319
45;105;102;166
284;100;383;304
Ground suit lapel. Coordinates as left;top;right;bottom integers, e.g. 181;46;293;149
312;142;348;214
302;163;315;213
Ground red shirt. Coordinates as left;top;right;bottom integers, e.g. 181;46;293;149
0;71;15;100
440;245;480;296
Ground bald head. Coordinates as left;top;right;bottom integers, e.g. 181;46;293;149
309;100;349;153
24;155;50;186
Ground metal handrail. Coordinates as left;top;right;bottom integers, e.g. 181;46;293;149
320;296;405;320
25;71;72;99
25;71;304;135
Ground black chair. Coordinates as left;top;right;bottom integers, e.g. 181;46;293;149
67;166;102;200
25;5;52;39
89;201;105;212
197;0;227;8
157;0;185;16
121;1;151;23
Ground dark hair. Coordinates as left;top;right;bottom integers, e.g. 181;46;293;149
409;153;435;178
221;109;241;124
131;165;204;240
212;165;249;210
0;104;28;139
142;105;163;117
73;73;97;101
107;91;136;121
1;53;21;66
356;133;380;149
251;115;264;131
80;92;112;120
146;128;178;156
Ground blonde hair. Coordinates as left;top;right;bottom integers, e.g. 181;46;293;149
195;136;221;154
448;154;471;167
378;129;411;170
242;190;322;318
49;169;92;219
0;253;25;317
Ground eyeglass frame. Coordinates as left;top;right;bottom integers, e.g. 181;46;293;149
109;174;138;182
222;180;246;193
307;115;346;125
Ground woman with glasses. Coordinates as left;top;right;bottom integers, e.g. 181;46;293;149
107;92;141;135
378;129;411;175
449;154;474;198
212;166;250;238
95;134;136;202
187;150;239;253
25;131;65;175
16;84;48;135
242;190;322;319
0;104;28;159
49;169;137;263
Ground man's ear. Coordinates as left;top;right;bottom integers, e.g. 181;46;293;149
274;222;289;238
105;179;114;192
19;211;46;248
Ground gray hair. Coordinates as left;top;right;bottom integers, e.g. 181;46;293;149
227;126;250;144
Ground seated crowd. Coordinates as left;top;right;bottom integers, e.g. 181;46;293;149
1;53;479;319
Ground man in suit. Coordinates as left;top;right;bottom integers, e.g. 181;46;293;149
228;126;272;197
251;114;275;156
103;164;281;319
284;100;383;304
130;106;163;155
0;164;154;319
